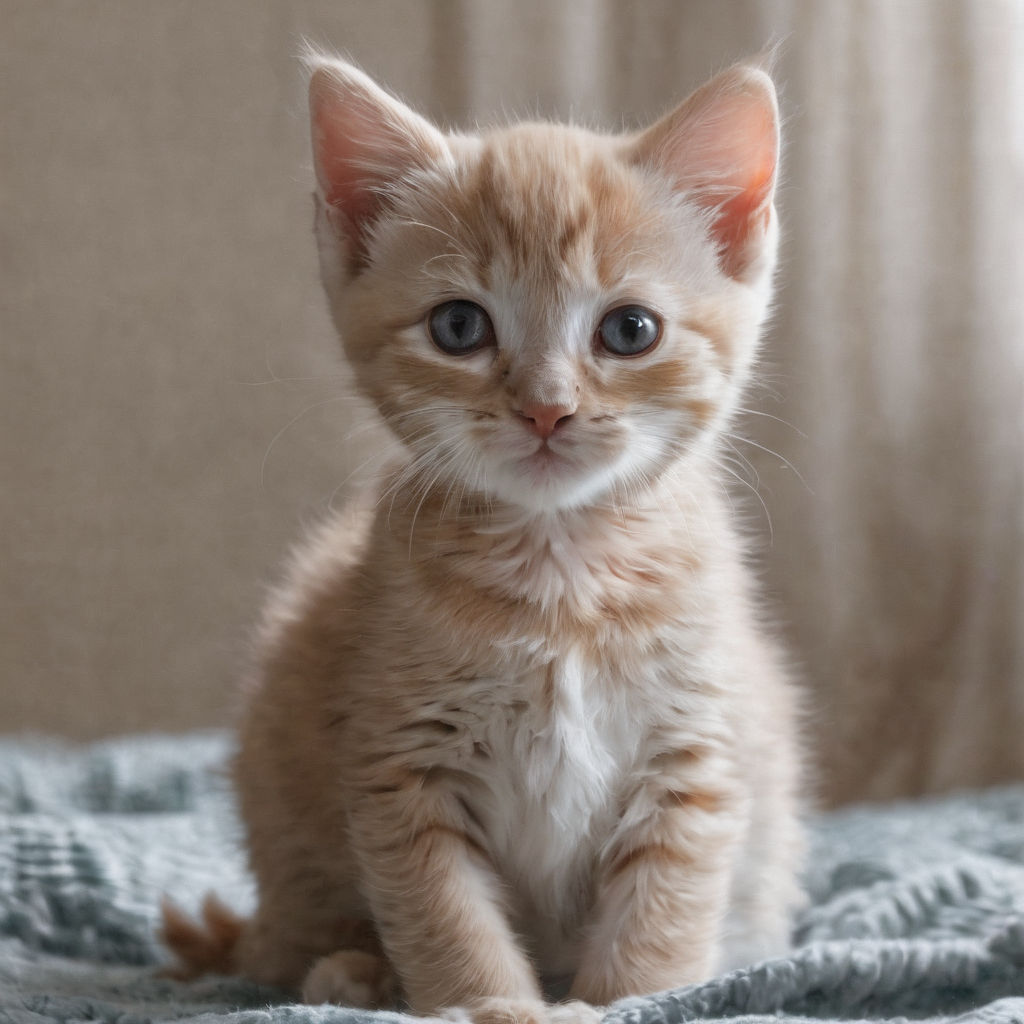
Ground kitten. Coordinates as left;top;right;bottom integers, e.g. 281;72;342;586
163;54;803;1024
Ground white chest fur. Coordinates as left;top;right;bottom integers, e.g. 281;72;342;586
460;649;649;970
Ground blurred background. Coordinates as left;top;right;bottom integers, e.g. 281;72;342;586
2;0;1022;806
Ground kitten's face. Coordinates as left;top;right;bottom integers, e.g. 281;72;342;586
310;62;779;513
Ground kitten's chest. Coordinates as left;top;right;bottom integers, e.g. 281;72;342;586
460;649;652;959
488;650;637;819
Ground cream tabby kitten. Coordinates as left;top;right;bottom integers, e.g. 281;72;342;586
164;54;803;1024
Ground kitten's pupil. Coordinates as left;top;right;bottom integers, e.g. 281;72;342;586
429;300;494;355
621;315;643;343
450;312;469;338
599;305;661;356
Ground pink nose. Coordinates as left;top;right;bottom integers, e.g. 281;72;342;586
516;402;576;440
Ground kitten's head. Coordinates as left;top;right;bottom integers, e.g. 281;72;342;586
308;56;779;513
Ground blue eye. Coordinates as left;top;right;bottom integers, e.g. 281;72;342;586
428;300;495;355
598;305;661;357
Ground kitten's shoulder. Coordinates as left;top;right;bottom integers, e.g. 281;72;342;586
255;486;377;657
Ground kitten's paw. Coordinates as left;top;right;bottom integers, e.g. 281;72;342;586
301;949;398;1008
443;997;603;1024
547;1000;604;1024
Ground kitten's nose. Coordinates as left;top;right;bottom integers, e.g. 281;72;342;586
515;401;576;439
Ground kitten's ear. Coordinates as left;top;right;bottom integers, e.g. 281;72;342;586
308;57;449;263
630;64;779;281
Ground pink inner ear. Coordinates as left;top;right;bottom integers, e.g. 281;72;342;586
694;98;777;276
309;70;387;240
308;65;447;253
638;68;779;279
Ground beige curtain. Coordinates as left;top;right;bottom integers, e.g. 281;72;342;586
759;0;1024;802
3;1;1022;805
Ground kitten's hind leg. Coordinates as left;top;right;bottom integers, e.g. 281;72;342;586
302;949;400;1008
234;902;385;993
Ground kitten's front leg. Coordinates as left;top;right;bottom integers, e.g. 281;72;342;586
347;776;546;1019
570;771;742;1004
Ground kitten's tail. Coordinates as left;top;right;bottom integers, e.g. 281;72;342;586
159;892;245;979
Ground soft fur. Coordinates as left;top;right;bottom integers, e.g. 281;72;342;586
164;54;804;1024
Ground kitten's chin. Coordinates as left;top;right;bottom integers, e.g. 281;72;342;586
484;450;628;513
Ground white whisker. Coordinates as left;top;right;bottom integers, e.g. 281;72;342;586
736;407;807;438
260;394;363;489
724;432;812;494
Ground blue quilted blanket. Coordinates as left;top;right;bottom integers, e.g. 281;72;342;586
2;732;1023;1024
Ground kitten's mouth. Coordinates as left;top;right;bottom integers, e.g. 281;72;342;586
518;441;576;478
